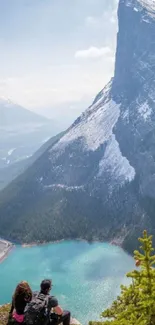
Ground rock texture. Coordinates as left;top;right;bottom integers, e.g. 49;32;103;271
0;304;81;325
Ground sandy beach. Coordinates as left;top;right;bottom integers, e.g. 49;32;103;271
0;239;13;263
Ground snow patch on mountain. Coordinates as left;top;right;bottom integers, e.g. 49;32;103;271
148;87;155;102
91;80;112;108
52;98;120;153
8;148;16;156
125;0;155;19
0;97;13;106
49;94;135;187
134;7;139;11
138;0;155;14
122;109;130;122
138;101;152;120
44;184;84;192
98;135;136;184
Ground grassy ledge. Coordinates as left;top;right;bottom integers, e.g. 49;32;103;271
0;304;10;325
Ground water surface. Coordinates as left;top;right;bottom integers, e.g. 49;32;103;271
0;241;134;324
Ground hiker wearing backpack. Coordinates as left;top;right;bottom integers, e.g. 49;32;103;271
25;279;71;325
7;281;32;325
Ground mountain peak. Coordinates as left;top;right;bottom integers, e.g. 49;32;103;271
112;0;155;102
138;0;155;12
0;98;49;126
0;96;14;106
122;0;155;15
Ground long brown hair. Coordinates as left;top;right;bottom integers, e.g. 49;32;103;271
13;281;32;305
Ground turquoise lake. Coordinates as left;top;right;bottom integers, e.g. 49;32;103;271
0;241;134;324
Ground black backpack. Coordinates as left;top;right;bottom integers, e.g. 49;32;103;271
24;293;49;325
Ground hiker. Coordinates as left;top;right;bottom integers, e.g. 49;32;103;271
7;281;32;324
25;279;71;325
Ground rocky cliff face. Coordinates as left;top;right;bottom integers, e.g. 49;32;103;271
113;0;155;198
0;0;155;252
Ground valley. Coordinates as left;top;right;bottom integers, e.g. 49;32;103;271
0;99;63;189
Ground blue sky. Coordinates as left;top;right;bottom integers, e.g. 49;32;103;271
0;0;118;125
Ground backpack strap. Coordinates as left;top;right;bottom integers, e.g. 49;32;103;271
36;293;49;313
42;295;50;317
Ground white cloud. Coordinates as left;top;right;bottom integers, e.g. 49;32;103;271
0;0;118;124
85;16;98;26
0;56;114;119
110;16;117;24
75;46;112;60
110;9;117;24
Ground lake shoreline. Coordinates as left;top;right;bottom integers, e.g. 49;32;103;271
0;236;126;263
0;239;134;324
22;236;124;249
22;238;66;248
0;239;14;263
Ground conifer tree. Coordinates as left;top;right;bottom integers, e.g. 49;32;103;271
89;230;155;325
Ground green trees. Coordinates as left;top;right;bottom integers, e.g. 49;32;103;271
90;231;155;325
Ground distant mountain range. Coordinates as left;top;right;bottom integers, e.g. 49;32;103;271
0;0;155;253
0;97;48;126
0;131;65;190
0;98;63;188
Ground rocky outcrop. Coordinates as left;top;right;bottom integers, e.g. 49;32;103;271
0;304;10;325
0;304;81;325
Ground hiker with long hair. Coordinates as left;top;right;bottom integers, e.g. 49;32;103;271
8;281;32;324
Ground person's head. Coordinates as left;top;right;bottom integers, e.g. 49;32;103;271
13;281;32;304
40;279;52;295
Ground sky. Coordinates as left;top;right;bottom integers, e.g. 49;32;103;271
0;0;118;126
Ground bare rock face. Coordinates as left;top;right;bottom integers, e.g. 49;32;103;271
70;318;81;325
0;305;82;325
0;0;155;253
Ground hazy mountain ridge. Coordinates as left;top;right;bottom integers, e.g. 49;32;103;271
0;98;61;170
0;131;65;190
0;0;154;252
0;97;48;126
